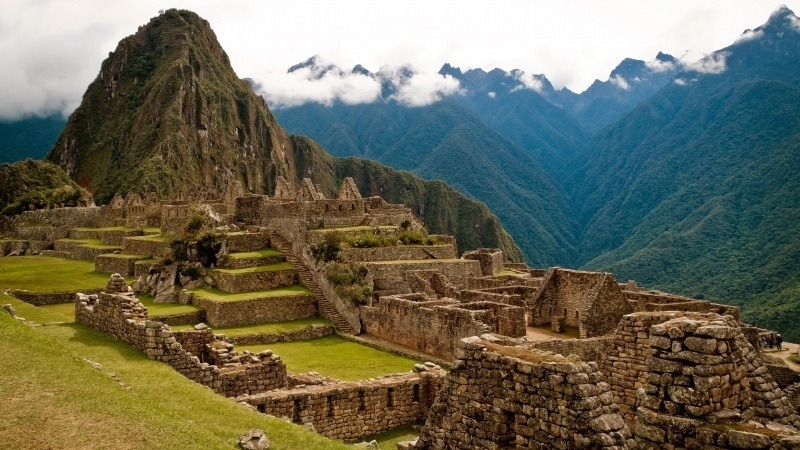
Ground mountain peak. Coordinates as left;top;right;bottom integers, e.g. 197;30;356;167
760;4;799;32
438;63;463;80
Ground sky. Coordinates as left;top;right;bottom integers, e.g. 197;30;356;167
0;0;797;119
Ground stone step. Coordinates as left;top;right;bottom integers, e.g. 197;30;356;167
219;248;285;269
189;286;315;328
210;263;298;294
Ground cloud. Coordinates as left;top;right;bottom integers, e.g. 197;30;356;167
688;51;730;74
646;58;678;73
487;91;496;98
254;62;382;108
788;14;800;31
388;72;462;107
610;74;630;90
674;78;688;86
733;29;764;44
509;70;544;93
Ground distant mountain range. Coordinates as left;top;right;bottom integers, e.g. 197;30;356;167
3;6;799;338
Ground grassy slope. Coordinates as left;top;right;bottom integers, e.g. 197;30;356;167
170;316;332;336
238;336;420;381
0;256;113;292
0;311;352;450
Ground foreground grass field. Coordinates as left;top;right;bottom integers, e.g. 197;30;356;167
0;256;114;292
0;311;353;449
238;336;420;381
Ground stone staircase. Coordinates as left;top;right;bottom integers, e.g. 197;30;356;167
265;229;357;335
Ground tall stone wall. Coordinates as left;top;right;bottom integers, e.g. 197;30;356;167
415;336;632;449
624;290;740;319
239;366;445;442
76;289;287;397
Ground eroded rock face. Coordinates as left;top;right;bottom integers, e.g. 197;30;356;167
237;429;270;450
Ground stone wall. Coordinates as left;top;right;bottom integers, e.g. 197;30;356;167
360;295;492;360
338;245;457;263
530;268;633;338
121;236;172;259
462;248;504;276
210;267;298;294
228;324;335;345
624;290;740;319
527;335;614;363
634;313;800;448
239;365;445;442
95;254;141;276
767;363;800;389
190;291;316;328
11;289;101;305
364;259;481;287
76;289;287;397
415;336;632;449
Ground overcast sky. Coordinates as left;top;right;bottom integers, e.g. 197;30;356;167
1;0;796;120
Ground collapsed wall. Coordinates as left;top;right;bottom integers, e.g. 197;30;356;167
239;364;445;442
75;275;287;397
415;335;632;449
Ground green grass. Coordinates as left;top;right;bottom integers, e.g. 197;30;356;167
57;237;120;250
0;256;116;292
73;226;133;232
228;248;283;259
138;294;202;317
237;336;420;381
366;425;420;450
0;310;350;449
128;234;170;242
191;286;311;303
1;293;72;323
98;253;148;259
170;316;332;336
212;262;294;274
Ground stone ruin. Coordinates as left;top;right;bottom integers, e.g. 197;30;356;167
3;176;800;448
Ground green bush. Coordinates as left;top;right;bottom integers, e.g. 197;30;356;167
311;231;344;262
326;262;371;306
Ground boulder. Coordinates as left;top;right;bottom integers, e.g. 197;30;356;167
237;429;270;450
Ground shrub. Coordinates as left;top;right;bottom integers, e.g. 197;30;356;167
194;232;222;267
311;231;344;262
170;238;188;262
326;262;372;306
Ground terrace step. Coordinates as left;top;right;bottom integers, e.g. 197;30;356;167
189;286;315;328
265;229;357;334
219;248;285;269
209;263;298;294
54;238;122;261
363;258;482;286
121;235;172;259
95;253;149;276
223;231;271;253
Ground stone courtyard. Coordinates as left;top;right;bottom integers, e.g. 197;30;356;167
2;177;800;449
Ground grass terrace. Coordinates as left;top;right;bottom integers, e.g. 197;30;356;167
170;316;331;336
227;248;283;259
367;426;420;450
0;310;350;449
190;286;311;302
212;262;294;274
127;233;171;242
1;293;73;323
0;256;119;293
137;294;202;317
237;336;420;381
58;237;120;250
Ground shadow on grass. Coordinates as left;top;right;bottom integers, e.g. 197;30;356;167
55;322;149;362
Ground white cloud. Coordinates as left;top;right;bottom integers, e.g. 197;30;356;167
389;72;462;107
509;70;544;93
487;91;496;98
674;78;688;86
733;29;764;44
255;68;382;108
646;57;678;73
688;51;730;74
610;74;630;90
788;14;800;31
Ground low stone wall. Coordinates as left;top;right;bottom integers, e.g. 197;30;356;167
99;228;144;245
134;259;161;277
228;324;334;345
239;365;445;441
191;292;316;327
153;309;205;327
95;254;141;276
76;290;287;397
210;268;298;294
225;231;271;253
624;290;740;319
339;245;456;263
0;239;51;256
364;259;481;287
527;335;613;363
121;237;172;259
462;248;504;276
11;289;101;306
415;336;632;449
